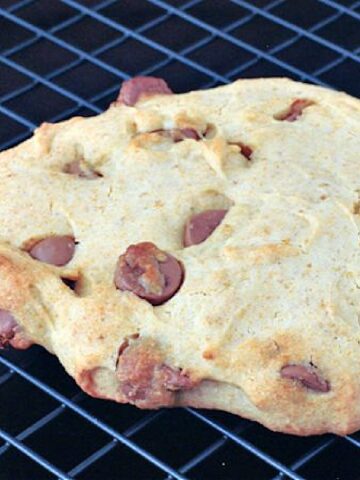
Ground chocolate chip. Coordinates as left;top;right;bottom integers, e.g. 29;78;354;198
281;364;330;392
115;242;183;305
0;310;31;350
161;365;195;391
229;142;253;160
116;76;173;106
64;160;101;179
184;209;227;247
116;340;197;408
274;99;314;122
175;128;200;141
0;309;16;347
29;236;75;266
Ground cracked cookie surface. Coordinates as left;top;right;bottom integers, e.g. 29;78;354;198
0;77;359;436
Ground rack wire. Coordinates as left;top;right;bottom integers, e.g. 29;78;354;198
0;1;359;479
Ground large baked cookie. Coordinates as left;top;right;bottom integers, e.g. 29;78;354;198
0;77;359;436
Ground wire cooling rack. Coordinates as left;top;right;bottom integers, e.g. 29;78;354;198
0;1;360;479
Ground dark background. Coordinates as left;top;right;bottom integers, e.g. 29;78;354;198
0;1;360;479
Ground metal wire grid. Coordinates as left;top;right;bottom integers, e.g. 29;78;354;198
0;1;359;479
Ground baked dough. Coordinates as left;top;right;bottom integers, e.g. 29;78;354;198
0;77;359;436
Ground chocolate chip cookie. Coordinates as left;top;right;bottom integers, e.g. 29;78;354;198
0;76;359;435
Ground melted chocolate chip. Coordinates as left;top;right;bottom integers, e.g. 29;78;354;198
115;242;183;305
29;236;75;266
184;209;227;247
281;364;330;392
